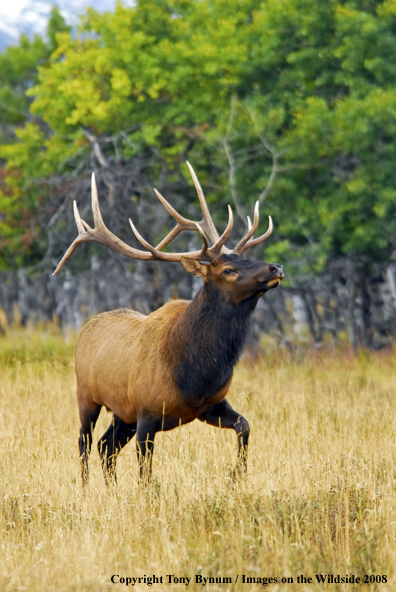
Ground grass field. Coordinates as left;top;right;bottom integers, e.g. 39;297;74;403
1;324;396;591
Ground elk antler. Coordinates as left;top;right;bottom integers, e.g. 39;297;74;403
53;163;273;276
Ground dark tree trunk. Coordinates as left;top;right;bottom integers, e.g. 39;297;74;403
358;264;373;349
346;259;358;351
300;288;322;345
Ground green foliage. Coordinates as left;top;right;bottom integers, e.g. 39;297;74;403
0;8;72;267
1;0;396;278
0;35;47;129
238;0;396;273
29;1;246;132
47;6;72;54
0;7;71;132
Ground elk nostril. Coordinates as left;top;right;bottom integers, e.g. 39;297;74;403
269;265;278;274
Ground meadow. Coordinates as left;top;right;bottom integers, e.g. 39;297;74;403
1;324;396;591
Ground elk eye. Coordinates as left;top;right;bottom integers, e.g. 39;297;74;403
223;268;236;276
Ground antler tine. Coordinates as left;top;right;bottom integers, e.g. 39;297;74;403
74;200;86;234
247;216;252;232
153;185;230;258
153;188;197;230
52;201;91;276
129;218;163;258
233;201;260;254
186;161;220;244
239;215;273;254
209;205;234;257
91;173;105;228
153;188;197;251
232;201;273;255
195;223;211;256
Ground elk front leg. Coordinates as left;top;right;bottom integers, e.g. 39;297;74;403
136;418;158;482
198;399;250;472
97;415;137;484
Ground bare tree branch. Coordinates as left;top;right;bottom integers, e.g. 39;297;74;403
246;106;282;204
82;128;110;169
220;99;246;223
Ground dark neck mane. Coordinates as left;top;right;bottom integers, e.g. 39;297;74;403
168;283;258;405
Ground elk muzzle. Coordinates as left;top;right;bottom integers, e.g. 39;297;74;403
258;263;284;291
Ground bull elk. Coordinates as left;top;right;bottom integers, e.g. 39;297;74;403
53;163;284;484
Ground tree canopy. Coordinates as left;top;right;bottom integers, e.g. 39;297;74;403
1;0;396;283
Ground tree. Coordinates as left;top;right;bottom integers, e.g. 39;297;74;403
2;0;396;346
238;0;396;345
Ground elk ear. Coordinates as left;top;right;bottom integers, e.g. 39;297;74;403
180;257;209;277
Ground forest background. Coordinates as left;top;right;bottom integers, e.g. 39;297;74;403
1;0;396;350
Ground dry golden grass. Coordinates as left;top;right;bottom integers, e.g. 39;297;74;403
1;325;396;591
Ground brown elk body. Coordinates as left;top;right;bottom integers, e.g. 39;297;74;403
54;164;284;483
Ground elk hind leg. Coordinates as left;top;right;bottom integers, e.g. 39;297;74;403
79;405;101;486
97;415;137;484
198;399;250;474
